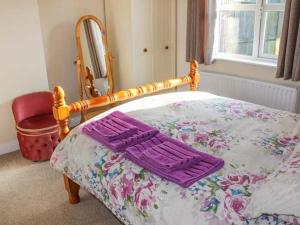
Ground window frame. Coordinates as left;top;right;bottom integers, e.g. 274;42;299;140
215;0;285;64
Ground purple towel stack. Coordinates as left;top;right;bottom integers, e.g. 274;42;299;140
82;111;159;152
82;111;224;187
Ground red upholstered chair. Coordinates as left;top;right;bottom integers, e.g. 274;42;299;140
12;92;60;161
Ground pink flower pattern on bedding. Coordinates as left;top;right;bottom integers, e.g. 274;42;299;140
50;92;300;225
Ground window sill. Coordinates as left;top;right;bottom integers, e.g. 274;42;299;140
214;56;277;68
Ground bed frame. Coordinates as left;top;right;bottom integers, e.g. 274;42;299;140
52;60;200;204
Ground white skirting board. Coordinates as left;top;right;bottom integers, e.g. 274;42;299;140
0;139;19;156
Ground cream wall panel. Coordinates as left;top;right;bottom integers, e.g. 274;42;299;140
0;0;48;146
105;0;134;90
37;0;105;103
132;0;154;86
153;0;176;82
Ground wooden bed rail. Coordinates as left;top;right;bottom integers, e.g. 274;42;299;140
53;60;200;139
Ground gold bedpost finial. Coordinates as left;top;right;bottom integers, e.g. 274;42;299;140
53;86;65;108
189;60;200;91
53;86;70;139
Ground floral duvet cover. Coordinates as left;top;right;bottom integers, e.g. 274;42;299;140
50;91;300;225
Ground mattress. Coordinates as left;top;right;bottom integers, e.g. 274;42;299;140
50;91;300;225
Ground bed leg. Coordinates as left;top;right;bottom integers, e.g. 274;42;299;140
63;175;80;204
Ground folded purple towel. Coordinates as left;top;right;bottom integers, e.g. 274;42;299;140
140;140;203;172
82;111;159;151
126;133;224;187
82;111;224;187
89;116;138;142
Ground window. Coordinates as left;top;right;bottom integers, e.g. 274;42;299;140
216;0;285;63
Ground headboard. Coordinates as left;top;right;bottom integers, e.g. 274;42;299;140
53;60;200;140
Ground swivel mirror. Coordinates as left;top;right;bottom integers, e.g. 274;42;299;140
75;15;114;100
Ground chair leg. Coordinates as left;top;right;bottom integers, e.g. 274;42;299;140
63;175;80;204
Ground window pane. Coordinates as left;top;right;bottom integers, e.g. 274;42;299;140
219;0;256;4
263;11;284;57
219;11;255;56
267;0;285;4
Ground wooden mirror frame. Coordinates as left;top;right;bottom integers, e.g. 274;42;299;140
75;15;114;101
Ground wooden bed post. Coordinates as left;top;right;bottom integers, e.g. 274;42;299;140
53;86;80;204
63;175;80;204
189;60;200;91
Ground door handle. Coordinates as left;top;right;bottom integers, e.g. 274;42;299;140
165;46;169;50
143;48;148;53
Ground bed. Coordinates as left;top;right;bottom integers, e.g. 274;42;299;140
51;61;300;225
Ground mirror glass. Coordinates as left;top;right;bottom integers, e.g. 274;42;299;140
80;19;109;96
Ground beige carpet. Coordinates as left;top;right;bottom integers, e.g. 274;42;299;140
0;151;122;225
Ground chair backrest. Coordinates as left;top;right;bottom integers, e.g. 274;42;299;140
12;91;53;124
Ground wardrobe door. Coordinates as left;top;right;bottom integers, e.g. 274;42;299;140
132;0;154;86
152;0;176;82
105;0;135;90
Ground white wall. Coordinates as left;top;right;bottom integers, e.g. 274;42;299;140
37;0;105;103
176;0;300;89
0;0;106;154
0;0;49;153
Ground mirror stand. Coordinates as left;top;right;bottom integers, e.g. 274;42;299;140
74;15;114;122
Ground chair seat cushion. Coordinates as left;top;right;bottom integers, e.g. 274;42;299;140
17;114;57;130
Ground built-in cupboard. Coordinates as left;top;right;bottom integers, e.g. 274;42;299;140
105;0;176;90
